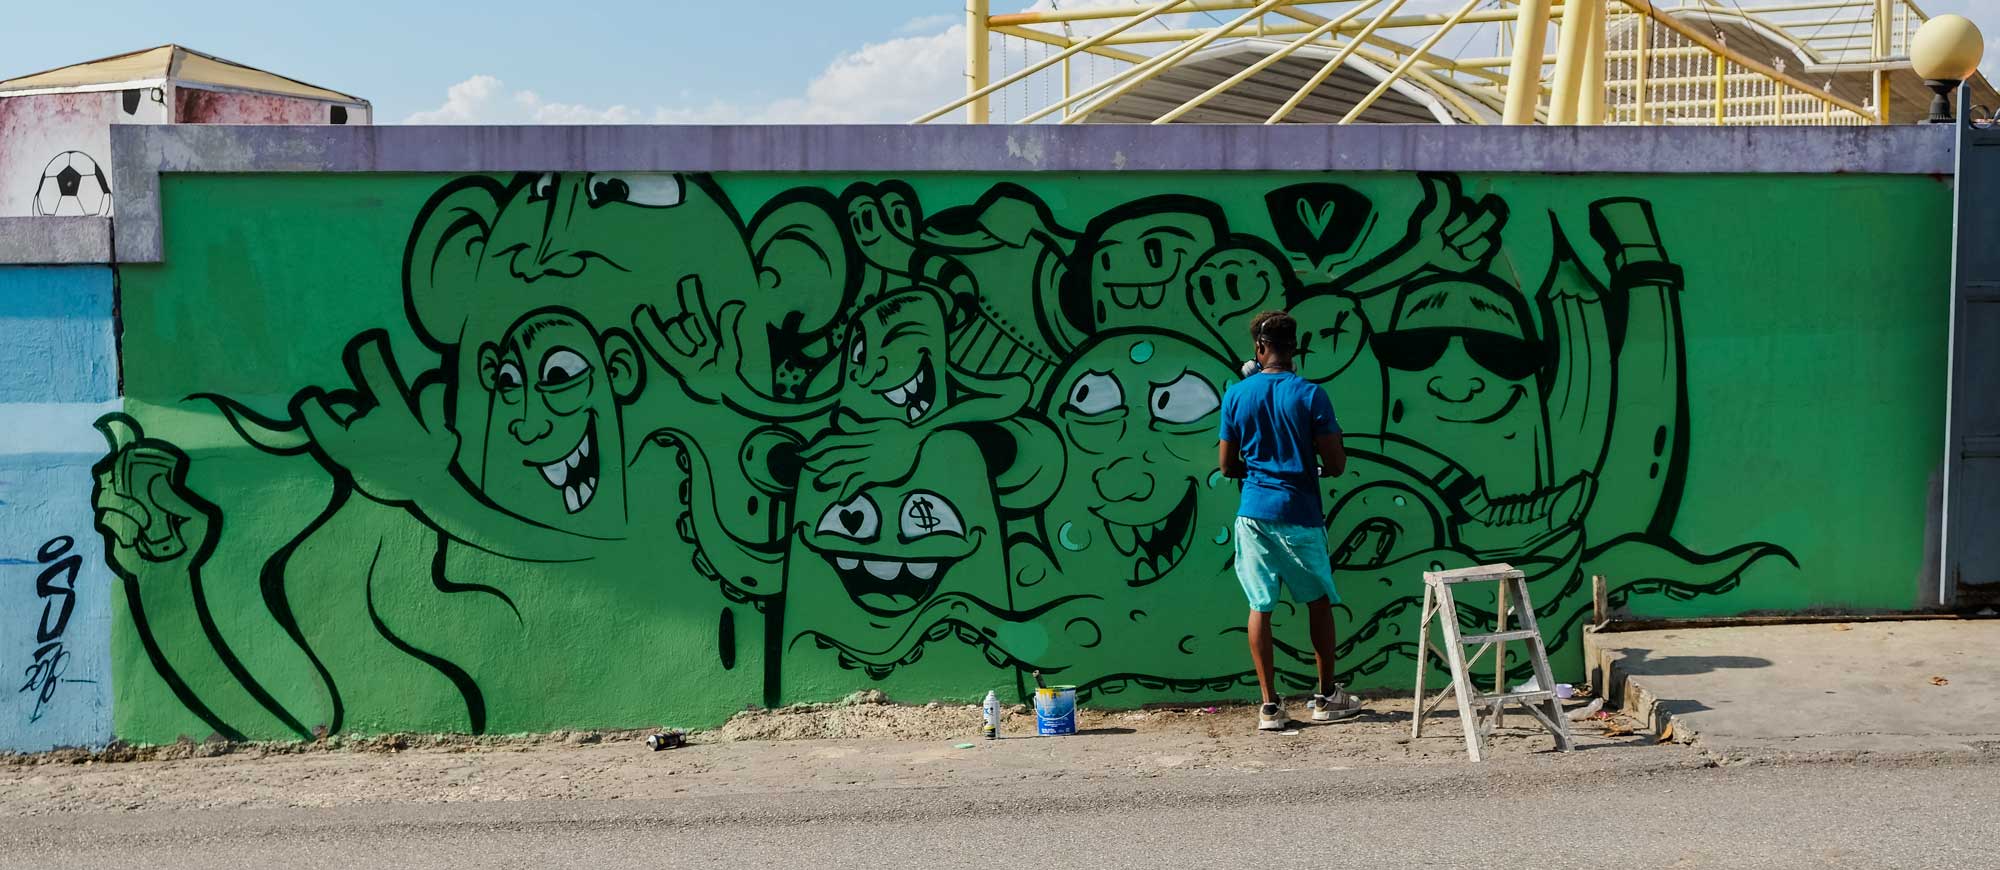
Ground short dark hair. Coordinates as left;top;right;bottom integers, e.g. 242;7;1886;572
1249;310;1297;355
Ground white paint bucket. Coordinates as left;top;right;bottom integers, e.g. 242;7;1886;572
1034;685;1077;736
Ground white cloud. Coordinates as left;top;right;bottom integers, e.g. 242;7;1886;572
402;74;654;124
404;25;967;124
402;75;505;124
900;14;958;34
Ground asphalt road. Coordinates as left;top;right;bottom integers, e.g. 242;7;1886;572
2;757;1989;869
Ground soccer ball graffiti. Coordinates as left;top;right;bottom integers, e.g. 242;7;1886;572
32;151;112;217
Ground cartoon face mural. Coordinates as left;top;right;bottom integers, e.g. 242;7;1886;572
838;287;949;425
1065;197;1223;340
786;428;1005;672
1042;331;1236;589
94;169;1808;744
843;181;923;296
1379;272;1552;501
475;307;643;527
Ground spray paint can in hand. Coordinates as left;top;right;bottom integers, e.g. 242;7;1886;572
982;690;1001;739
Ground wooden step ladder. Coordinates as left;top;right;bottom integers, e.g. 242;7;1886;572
1410;563;1574;762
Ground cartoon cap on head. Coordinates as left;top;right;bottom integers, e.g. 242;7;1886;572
1388;272;1533;341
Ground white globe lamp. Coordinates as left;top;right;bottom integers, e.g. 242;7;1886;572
1911;15;1986;123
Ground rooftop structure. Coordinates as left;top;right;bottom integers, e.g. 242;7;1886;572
919;1;1997;126
0;45;371;216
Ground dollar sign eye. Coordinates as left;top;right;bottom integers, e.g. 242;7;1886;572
900;490;964;538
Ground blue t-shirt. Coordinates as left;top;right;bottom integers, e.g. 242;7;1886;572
1218;371;1340;527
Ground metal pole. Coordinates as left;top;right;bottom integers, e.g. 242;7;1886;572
1872;0;1890;124
1715;56;1727;124
1503;0;1554;124
1062;0;1297;125
1619;0;1872;116
1636;12;1651;123
1582;3;1608;124
1156;0;1384;125
1062;55;1072;120
968;0;991;123
1267;0;1417;124
1339;0;1484;123
1549;0;1596;124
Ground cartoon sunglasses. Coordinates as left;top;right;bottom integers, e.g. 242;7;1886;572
1370;328;1548;382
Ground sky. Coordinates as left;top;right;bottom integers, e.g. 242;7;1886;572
3;0;1996;123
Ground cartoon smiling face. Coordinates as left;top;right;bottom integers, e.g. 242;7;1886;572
1074;200;1222;334
787;429;1002;654
476;307;643;531
840;287;950;425
1377;274;1552;498
843;181;922;277
1042;331;1238;587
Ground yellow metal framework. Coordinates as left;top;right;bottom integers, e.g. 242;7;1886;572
917;0;1947;125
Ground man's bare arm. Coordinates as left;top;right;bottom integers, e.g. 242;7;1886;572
1315;432;1347;478
1218;440;1247;479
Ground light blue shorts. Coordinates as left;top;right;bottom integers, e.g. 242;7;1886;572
1233;516;1339;613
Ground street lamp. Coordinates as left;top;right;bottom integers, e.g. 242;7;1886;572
1911;14;1985;124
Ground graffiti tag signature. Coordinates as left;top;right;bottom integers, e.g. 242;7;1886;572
19;535;93;722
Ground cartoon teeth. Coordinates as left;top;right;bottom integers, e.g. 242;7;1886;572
1103;511;1182;558
880;362;934;422
1131;541;1188;583
1104;280;1170;309
537;429;598;514
1095;485;1198;585
827;556;942;581
820;553;951;616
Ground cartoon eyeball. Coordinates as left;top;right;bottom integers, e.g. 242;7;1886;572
817;493;881;541
899;491;964;539
1148;372;1219;424
584;173;684;208
1066;371;1123;415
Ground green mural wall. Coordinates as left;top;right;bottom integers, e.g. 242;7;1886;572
98;170;1948;742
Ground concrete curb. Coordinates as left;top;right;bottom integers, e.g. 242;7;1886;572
1583;626;1680;739
1583;623;2000;764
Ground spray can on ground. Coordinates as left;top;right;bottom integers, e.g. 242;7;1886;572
982;690;1001;739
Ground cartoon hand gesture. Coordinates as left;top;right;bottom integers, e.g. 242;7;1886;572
91;414;212;575
1408;174;1507;275
295;331;456;505
798;410;920;503
634;274;748;403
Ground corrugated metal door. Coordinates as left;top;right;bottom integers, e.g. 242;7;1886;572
1945;96;2000;606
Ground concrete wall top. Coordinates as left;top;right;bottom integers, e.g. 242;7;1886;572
106;123;1955;263
0;217;111;265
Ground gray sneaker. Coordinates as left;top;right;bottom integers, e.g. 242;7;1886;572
1308;688;1363;722
1257;702;1289;731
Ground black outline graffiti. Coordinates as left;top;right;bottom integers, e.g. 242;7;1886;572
93;171;1798;736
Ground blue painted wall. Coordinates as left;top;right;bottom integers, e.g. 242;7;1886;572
0;265;117;752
